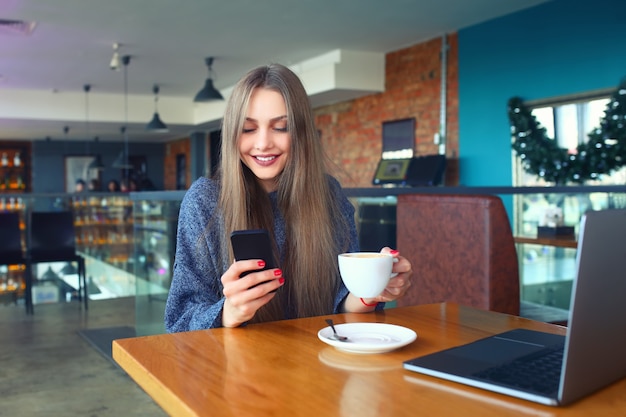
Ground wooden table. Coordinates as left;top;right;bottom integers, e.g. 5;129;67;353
113;303;626;416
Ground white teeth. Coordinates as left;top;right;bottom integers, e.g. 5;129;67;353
255;156;275;162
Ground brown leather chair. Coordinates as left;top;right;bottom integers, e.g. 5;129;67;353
395;193;520;315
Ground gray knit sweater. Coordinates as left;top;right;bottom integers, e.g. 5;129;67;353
164;175;361;332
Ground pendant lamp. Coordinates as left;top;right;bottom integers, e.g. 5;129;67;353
82;83;105;171
146;84;169;132
112;126;132;169
88;137;105;171
112;55;133;169
193;57;224;102
41;265;61;281
60;262;77;275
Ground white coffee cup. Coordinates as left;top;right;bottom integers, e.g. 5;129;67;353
338;252;398;298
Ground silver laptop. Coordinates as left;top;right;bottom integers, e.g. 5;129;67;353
403;208;626;406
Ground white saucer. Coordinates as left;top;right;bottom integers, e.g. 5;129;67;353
318;322;417;354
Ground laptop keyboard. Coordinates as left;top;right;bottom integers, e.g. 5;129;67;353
472;344;564;395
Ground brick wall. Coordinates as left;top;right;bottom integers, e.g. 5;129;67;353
163;35;459;189
315;35;459;187
163;138;190;190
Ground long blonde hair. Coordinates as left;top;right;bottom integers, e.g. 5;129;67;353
217;63;349;323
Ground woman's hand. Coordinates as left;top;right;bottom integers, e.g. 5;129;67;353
343;247;413;312
220;260;284;327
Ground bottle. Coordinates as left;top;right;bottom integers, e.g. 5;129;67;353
13;152;21;167
1;152;8;167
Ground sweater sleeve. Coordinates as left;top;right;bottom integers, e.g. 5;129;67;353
165;178;226;332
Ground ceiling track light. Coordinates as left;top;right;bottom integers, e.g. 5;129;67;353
146;84;169;132
110;42;121;71
193;56;224;102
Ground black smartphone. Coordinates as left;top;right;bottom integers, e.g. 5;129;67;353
230;229;278;278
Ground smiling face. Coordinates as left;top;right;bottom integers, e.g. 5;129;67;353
238;88;291;192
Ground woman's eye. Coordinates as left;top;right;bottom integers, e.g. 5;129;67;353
242;127;255;133
274;125;288;132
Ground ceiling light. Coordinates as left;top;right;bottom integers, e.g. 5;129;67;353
194;57;224;102
88;137;105;171
60;262;77;275
83;83;92;158
41;265;61;281
110;43;121;71
112;56;133;169
112;127;132;169
146;84;169;132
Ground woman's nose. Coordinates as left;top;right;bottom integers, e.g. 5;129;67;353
254;128;271;150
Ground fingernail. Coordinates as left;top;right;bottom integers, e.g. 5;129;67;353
274;269;282;277
258;260;266;267
390;250;399;255
279;277;285;284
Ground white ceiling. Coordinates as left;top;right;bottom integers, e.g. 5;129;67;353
0;0;550;143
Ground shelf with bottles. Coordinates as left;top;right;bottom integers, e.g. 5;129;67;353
0;264;27;305
0;196;27;213
68;194;134;266
0;145;30;193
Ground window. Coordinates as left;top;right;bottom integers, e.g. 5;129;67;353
513;89;625;187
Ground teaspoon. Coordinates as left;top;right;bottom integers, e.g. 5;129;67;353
325;319;349;342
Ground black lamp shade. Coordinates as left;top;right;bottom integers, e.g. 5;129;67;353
60;262;77;275
41;266;61;281
194;78;224;102
146;112;169;132
88;155;105;171
112;150;132;169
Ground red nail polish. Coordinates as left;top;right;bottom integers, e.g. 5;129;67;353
279;277;285;284
390;250;399;255
258;260;266;267
274;269;282;277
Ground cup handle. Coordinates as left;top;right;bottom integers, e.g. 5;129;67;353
390;257;399;278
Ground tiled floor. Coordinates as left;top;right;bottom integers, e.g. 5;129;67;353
0;297;167;417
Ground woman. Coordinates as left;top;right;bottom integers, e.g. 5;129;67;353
165;64;412;332
107;179;120;192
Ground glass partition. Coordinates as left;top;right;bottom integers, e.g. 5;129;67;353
4;187;623;328
131;192;184;336
0;192;134;308
128;186;624;335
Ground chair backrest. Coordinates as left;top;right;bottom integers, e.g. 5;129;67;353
395;194;520;315
0;212;26;265
29;211;78;262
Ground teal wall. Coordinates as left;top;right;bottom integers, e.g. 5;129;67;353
458;0;626;186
